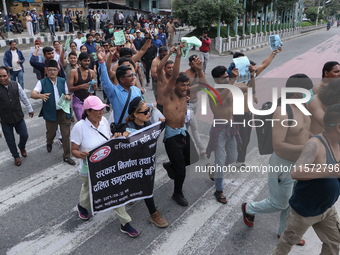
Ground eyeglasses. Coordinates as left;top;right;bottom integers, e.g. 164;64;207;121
138;108;150;115
47;69;58;73
124;73;136;78
103;45;109;47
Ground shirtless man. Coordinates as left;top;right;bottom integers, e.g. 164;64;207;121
308;79;340;136
156;47;175;113
151;47;168;101
162;42;199;206
242;74;313;246
274;104;340;255
206;65;254;204
68;52;97;121
184;55;208;155
231;48;282;167
313;61;340;94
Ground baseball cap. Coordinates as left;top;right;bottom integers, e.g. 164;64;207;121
35;39;41;44
83;96;108;110
136;30;141;33
77;31;82;34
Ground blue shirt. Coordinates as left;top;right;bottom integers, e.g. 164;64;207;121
99;62;142;124
152;39;162;48
158;33;167;46
84;41;97;54
163;124;187;142
48;15;54;25
133;38;143;50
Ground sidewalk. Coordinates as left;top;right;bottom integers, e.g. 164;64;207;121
0;30;102;47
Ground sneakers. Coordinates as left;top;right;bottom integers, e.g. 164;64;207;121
58;138;63;147
120;223;140;237
163;162;175;179
172;192;188;206
77;204;90;220
149;211;168;228
232;161;247;168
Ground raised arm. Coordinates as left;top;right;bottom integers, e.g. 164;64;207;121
256;46;282;77
163;42;185;98
132;30;152;62
105;47;116;80
97;46;115;98
157;47;175;83
60;44;67;68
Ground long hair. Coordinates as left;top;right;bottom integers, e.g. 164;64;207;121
125;101;146;123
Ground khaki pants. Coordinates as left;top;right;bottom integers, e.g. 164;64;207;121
79;176;131;225
273;205;340;255
45;110;71;159
168;33;174;47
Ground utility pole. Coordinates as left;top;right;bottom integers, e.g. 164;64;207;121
316;0;321;25
2;0;10;32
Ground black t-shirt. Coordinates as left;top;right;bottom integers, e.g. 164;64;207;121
104;28;113;40
94;39;104;46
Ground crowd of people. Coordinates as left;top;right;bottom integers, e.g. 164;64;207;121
1;11;340;254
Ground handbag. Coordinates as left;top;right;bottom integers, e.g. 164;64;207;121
110;88;132;134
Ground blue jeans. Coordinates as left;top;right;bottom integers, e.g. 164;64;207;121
214;126;238;191
64;23;69;33
1;119;29;158
246;152;296;235
10;69;24;89
49;24;55;35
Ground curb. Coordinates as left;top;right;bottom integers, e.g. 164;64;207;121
228;27;324;55
0;32;104;47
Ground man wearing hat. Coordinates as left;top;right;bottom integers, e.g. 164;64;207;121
31;8;39;35
242;74;313;246
30;60;76;166
133;30;143;51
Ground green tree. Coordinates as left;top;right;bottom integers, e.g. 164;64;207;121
172;0;243;28
305;6;319;21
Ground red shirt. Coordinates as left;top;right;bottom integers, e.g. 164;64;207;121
199;37;211;52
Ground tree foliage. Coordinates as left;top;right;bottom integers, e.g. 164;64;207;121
305;6;325;21
324;0;340;17
173;0;243;28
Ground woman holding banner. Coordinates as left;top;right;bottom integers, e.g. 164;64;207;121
70;95;140;238
124;96;168;228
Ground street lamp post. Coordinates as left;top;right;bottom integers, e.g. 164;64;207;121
2;0;10;32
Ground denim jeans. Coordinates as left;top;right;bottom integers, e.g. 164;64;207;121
186;100;204;151
49;24;55;36
64;23;69;33
246;152;296;235
33;22;37;34
1;119;29;158
10;69;24;89
214;126;238;191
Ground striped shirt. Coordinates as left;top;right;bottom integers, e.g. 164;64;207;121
99;62;142;124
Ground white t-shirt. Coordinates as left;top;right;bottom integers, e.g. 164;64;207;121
119;13;124;20
33;78;69;110
93;14;100;22
71;117;111;176
11;50;22;71
73;38;83;52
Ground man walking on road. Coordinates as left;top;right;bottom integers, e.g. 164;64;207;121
0;66;34;166
273;104;340;255
30;60;75;166
4;41;25;89
242;74;313;246
199;31;211;74
166;19;176;47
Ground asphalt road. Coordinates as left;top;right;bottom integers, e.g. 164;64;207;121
0;26;339;255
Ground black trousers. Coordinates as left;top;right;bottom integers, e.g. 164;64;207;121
144;61;152;83
234;112;252;162
164;131;199;194
144;198;157;215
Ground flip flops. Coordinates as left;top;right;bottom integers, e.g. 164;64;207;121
277;234;305;246
214;191;227;204
242;203;255;227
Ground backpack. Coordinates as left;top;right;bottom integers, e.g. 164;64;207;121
255;98;293;155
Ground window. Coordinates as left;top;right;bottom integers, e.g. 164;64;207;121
129;1;134;8
152;1;156;8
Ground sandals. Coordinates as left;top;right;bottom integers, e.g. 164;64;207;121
207;163;214;181
277;234;305;246
241;203;255;227
214;191;227;204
